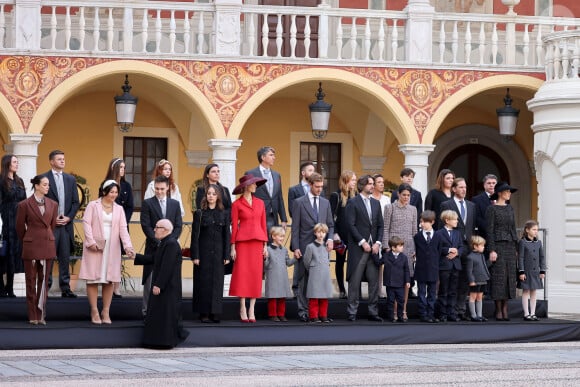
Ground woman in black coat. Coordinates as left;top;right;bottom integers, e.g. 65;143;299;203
329;170;357;299
424;169;455;230
0;155;26;297
486;182;519;321
191;184;231;323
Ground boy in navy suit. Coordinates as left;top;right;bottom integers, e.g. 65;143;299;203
434;210;464;322
413;210;439;323
380;236;410;323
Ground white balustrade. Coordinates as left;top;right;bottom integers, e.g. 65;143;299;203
0;0;572;74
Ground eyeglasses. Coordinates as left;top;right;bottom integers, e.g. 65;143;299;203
154;226;166;230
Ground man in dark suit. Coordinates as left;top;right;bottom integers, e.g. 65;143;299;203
471;174;497;243
138;175;183;317
345;175;384;322
246;146;287;233
43;150;80;298
390;168;423;225
290;172;334;322
440;177;476;320
288;161;316;219
288;161;318;297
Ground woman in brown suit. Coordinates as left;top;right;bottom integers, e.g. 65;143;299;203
16;175;58;325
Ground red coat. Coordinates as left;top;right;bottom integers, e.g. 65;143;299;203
231;196;268;244
16;195;58;260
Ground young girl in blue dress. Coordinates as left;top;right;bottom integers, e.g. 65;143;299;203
517;220;546;321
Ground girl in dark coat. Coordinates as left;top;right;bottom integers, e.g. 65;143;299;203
191;184;231;323
0;155;26;297
518;220;546;321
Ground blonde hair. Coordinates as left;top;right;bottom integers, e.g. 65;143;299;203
440;209;458;223
338;170;357;206
270;226;285;238
471;235;486;249
313;223;329;234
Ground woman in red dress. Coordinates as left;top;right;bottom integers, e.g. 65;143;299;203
229;174;268;322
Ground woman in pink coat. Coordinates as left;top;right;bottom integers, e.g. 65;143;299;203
79;180;135;324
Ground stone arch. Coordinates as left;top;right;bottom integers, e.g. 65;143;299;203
28;60;224;139
227;67;415;144
0;92;24;137
429;124;531;226
423;74;544;144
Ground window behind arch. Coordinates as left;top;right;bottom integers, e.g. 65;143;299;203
123;137;167;210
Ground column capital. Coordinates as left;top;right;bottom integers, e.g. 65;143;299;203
10;133;43;193
207;138;243;193
208;138;243;154
398;143;435;199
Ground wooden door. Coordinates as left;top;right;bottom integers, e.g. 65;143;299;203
439;144;509;200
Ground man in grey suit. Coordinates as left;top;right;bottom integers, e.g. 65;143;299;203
246;146;287;233
440;177;477;320
43;150;80;298
288;161;317;296
291;172;334;322
137;175;183;317
345;175;384;322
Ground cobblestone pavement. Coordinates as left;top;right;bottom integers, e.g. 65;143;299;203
2;342;580;386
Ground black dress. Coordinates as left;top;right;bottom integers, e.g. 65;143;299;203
424;189;452;230
486;204;518;300
135;236;189;349
0;178;26;292
191;208;231;317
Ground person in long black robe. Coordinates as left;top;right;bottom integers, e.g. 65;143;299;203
134;219;188;349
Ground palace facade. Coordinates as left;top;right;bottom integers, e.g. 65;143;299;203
1;0;579;313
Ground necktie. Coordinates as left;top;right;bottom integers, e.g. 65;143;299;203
160;198;166;217
426;231;431;243
55;172;65;216
263;169;273;196
364;197;372;221
459;200;466;222
312;196;319;221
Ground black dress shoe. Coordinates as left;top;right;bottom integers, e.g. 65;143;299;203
460;314;470;321
470;317;481;322
61;290;77;298
309;318;321;323
420;317;434;323
298;315;309;322
368;315;383;322
0;291;8;298
438;316;447;322
347;314;356;322
339;292;347;299
320;317;333;323
7;292;16;298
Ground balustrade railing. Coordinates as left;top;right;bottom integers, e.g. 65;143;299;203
543;31;580;81
0;0;579;76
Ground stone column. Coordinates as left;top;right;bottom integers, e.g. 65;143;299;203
10;133;42;193
404;0;435;63
15;0;42;50
398;144;435;199
528;78;580;313
214;0;242;56
207;139;243;194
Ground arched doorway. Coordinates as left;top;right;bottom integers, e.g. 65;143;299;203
439;144;509;199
